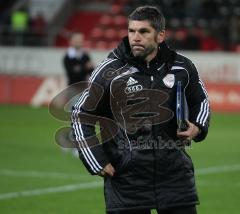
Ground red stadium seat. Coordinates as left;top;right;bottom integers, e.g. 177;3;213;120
99;15;114;28
95;41;109;50
104;28;119;42
111;4;123;15
90;27;104;41
83;40;93;49
114;15;127;28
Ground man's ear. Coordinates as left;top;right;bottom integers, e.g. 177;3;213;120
157;30;165;43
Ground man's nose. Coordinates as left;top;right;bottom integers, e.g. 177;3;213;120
133;32;141;41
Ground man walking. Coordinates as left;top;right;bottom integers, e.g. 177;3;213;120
72;6;210;214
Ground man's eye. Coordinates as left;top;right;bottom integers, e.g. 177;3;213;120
139;30;149;34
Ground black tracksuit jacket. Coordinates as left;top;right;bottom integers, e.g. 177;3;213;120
71;37;210;211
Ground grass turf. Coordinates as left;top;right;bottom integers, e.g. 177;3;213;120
0;105;239;213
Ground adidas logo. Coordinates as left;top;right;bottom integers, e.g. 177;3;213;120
127;77;138;86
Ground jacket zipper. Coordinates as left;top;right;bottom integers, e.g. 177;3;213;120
147;62;154;88
150;75;154;88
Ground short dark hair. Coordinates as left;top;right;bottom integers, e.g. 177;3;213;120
128;6;165;32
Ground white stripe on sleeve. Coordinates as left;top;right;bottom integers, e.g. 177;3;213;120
196;99;210;126
71;58;117;173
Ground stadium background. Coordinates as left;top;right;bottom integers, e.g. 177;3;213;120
0;0;240;213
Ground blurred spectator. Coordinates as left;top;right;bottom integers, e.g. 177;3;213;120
30;12;47;46
63;32;94;86
200;29;222;51
184;28;201;50
167;28;188;50
10;7;29;45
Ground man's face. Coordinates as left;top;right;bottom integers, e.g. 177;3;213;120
128;20;165;62
70;34;83;49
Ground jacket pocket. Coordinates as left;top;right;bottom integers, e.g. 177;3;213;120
114;149;134;174
180;149;194;172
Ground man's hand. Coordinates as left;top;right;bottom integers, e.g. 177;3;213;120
177;121;200;141
98;163;115;177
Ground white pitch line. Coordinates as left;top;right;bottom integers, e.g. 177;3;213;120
197;180;240;187
1;164;240;180
196;164;240;175
0;165;240;180
0;169;89;180
0;181;102;200
0;164;239;201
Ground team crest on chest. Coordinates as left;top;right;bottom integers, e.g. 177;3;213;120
163;74;175;88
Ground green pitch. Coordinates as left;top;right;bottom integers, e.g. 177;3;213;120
0;105;239;214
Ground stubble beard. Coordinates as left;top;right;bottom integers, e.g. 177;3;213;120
131;44;157;61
